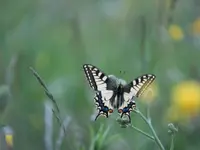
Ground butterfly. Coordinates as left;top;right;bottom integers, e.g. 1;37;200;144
83;64;156;122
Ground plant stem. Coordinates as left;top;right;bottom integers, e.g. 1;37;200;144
146;105;151;122
29;67;60;113
131;125;155;141
29;67;66;133
137;110;166;150
170;135;174;150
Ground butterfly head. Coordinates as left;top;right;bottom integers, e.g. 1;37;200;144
116;78;126;92
118;78;127;86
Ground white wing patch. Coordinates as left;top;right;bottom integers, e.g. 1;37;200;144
123;92;135;102
101;90;113;101
94;92;113;110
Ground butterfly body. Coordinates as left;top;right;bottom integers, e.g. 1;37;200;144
104;76;125;109
83;64;156;122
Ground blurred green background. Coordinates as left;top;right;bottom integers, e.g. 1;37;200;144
1;0;200;149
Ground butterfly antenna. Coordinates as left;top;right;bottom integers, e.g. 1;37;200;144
119;71;126;78
119;71;126;74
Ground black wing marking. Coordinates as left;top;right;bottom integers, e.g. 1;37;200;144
94;92;114;121
123;74;156;100
118;100;136;123
118;74;156;122
83;64;115;102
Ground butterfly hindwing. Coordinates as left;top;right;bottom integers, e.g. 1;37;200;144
117;100;136;122
94;92;114;120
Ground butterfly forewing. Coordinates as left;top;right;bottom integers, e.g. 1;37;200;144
83;64;108;91
83;64;114;100
133;74;156;97
124;74;156;100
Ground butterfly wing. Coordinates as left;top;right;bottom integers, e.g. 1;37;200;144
83;64;108;91
124;74;156;99
94;92;114;120
118;74;156;122
83;64;115;120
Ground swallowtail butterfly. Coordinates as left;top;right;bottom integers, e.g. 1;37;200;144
83;64;156;122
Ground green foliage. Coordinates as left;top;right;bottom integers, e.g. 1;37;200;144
89;124;120;150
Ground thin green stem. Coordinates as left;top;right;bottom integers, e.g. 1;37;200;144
170;135;174;150
137;110;165;150
131;125;155;141
146;105;151;122
29;67;66;133
29;67;60;113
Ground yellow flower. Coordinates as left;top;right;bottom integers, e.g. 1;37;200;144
140;82;158;104
5;134;13;147
192;18;200;35
168;24;184;41
171;81;200;119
